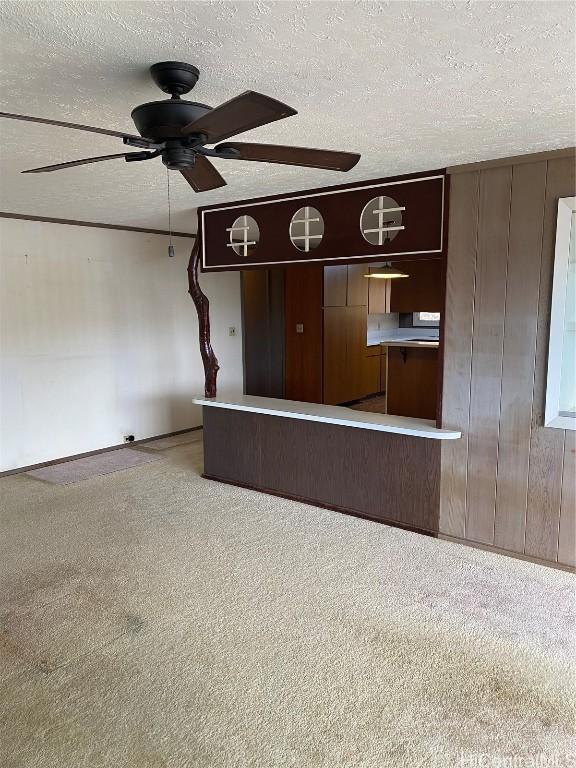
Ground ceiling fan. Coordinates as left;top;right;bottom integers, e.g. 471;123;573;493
0;61;361;192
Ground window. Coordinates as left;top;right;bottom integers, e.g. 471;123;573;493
545;197;576;430
413;311;440;327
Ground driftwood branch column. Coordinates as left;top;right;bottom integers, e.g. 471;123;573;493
187;237;219;397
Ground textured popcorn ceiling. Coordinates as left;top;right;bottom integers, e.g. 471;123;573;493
0;1;574;233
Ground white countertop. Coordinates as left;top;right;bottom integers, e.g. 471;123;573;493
193;394;461;440
367;328;440;349
379;340;439;349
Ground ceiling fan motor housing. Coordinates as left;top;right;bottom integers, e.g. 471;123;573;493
131;99;211;142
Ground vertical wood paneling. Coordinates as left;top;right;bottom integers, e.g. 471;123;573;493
465;166;512;544
494;162;547;551
558;431;576;567
525;156;576;561
439;172;480;538
442;152;575;565
242;270;286;398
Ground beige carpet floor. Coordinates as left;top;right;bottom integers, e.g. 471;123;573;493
0;432;574;768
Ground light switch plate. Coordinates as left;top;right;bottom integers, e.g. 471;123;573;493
296;323;304;334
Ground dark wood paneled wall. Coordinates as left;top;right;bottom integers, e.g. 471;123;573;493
241;269;285;398
440;155;575;567
203;407;441;533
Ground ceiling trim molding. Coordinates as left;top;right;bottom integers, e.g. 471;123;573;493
447;147;575;174
0;211;196;238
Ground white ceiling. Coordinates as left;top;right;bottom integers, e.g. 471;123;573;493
0;1;574;234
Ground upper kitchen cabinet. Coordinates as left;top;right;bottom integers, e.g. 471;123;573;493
324;264;368;307
346;265;368;306
388;258;443;313
367;265;390;314
323;265;348;306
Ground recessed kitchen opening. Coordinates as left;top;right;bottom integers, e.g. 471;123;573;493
241;255;444;423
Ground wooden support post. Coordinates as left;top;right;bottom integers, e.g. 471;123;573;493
187;237;219;397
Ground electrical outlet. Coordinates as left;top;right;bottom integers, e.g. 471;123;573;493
124;435;135;443
229;326;236;337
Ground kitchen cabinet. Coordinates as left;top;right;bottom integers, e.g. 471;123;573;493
323;265;348;307
389;258;443;313
346;264;368;306
362;354;381;397
324;264;368;307
323;306;366;405
362;345;387;402
367;266;390;314
386;345;438;420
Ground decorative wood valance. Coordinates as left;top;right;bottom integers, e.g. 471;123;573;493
198;170;446;272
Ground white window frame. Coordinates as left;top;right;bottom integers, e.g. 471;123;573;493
545;196;576;430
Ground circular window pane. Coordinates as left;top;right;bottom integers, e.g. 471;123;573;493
360;195;404;246
228;215;260;258
289;206;324;252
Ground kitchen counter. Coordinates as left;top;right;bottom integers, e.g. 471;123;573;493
367;329;439;349
379;340;439;349
193;394;459;440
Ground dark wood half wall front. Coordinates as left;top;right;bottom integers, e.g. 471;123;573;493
441;152;576;567
203;407;441;534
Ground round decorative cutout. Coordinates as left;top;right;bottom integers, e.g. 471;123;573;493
360;195;404;246
289;206;324;252
228;215;260;258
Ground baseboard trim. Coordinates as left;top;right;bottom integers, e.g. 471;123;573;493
438;533;575;573
201;473;573;572
0;426;203;478
201;472;438;539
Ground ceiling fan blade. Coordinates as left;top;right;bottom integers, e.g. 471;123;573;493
22;153;136;174
0;111;146;142
180;155;227;192
216;142;361;171
180;91;297;143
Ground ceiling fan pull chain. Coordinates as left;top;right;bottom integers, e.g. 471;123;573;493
167;166;175;258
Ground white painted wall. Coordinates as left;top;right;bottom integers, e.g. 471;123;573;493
0;219;243;471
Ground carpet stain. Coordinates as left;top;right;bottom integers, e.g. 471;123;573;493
125;614;145;634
